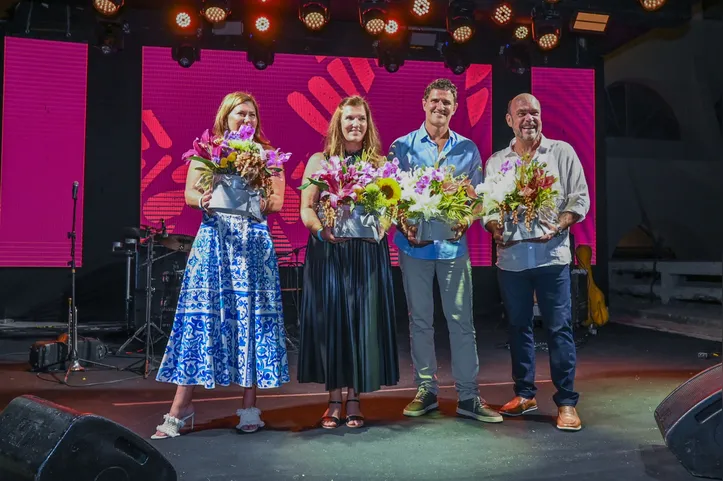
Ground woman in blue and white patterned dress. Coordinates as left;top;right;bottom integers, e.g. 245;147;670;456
152;91;290;439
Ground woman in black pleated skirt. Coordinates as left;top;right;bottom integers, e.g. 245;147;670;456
298;96;399;429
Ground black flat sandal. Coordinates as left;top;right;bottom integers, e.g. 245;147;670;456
321;400;343;429
345;399;365;428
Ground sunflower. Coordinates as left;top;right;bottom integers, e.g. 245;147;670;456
377;178;401;207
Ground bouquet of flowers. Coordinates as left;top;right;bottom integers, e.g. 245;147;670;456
397;165;479;242
186;125;291;219
300;152;402;241
476;154;558;242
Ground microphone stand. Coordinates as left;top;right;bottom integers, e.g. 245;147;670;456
64;181;116;383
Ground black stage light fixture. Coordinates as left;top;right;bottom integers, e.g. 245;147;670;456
447;0;475;44
201;0;230;24
442;41;470;75
359;0;388;36
300;0;330;31
173;43;200;68
532;3;561;51
93;0;123;17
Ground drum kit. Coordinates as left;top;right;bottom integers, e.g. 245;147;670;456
112;222;194;377
111;221;306;375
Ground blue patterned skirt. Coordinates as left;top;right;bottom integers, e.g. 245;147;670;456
156;212;290;389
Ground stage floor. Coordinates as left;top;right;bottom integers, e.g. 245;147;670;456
0;321;719;481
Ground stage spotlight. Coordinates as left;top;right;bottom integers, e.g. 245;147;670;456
513;25;530;40
412;0;430;17
491;3;513;26
544;0;561;3
299;1;330;31
359;1;387;36
639;0;666;11
532;5;561;51
172;4;199;34
201;1;230;24
442;42;470;75
247;38;275;70
96;21;125;54
254;15;272;32
172;43;200;68
502;42;530;75
447;0;475;44
377;46;405;73
385;19;399;34
93;0;123;17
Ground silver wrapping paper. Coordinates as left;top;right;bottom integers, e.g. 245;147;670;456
412;219;456;242
331;205;380;241
502;205;557;242
207;174;263;220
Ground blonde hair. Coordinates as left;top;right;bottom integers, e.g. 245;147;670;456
324;96;384;166
212;91;271;148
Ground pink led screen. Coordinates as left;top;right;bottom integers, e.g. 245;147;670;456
141;48;597;266
532;67;596;263
0;37;88;267
141;47;493;265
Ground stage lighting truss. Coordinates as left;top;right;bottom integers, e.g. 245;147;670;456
412;0;431;17
442;41;470;75
299;0;330;31
532;4;561;51
172;43;200;68
93;0;123;17
639;0;666;11
491;3;513;27
359;0;388;36
201;0;230;24
447;0;475;44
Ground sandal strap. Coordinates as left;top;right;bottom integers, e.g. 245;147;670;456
155;413;185;438
236;407;265;428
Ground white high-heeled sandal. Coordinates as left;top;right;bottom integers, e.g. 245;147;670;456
236;407;265;434
151;412;195;440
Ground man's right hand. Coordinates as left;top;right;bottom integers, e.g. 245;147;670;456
404;223;433;247
485;220;518;248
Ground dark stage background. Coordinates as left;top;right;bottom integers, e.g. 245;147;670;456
0;18;607;330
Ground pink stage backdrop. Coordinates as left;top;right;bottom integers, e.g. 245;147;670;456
141;48;493;265
0;37;87;267
532;67;596;263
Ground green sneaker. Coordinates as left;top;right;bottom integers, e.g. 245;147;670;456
403;388;439;417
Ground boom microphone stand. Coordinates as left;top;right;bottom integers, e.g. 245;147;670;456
64;181;116;383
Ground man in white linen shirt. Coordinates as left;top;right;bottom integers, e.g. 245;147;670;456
482;93;590;431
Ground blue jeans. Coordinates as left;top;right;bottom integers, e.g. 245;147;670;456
497;265;579;407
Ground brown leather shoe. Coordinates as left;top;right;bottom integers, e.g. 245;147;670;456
499;396;538;417
556;406;582;431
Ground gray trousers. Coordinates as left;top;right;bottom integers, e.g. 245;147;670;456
398;251;479;401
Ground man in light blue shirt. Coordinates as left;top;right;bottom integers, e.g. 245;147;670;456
388;78;501;424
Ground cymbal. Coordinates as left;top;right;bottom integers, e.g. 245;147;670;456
156;234;194;252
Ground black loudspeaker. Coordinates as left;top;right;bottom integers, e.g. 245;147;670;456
0;395;177;481
654;363;722;479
